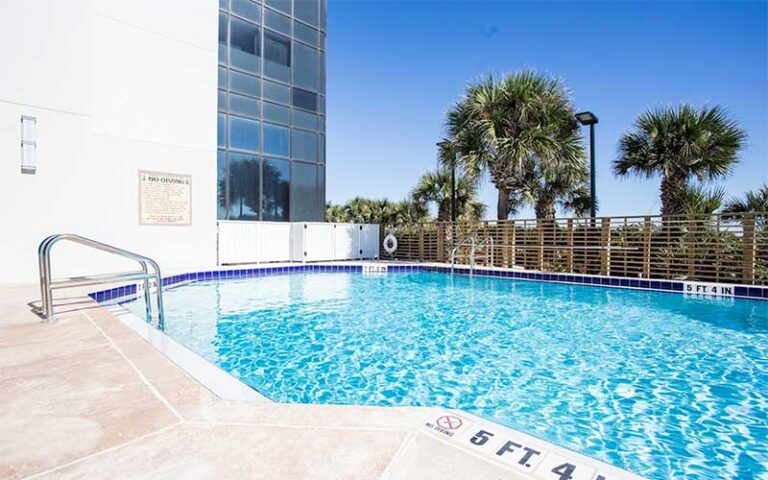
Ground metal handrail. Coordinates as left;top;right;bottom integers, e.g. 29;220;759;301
38;234;165;330
471;236;494;271
450;236;475;274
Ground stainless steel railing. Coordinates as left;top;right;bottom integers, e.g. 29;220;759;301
450;236;475;274
472;236;494;271
38;234;165;330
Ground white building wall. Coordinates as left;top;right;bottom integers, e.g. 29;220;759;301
0;0;219;283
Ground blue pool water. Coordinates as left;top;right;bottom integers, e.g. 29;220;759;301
126;271;767;480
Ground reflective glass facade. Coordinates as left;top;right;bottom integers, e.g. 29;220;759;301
218;0;326;222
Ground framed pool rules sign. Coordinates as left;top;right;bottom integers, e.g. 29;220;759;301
139;171;192;226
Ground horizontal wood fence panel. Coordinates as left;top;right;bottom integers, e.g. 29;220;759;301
382;213;767;286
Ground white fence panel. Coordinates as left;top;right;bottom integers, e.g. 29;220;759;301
255;223;292;262
220;221;380;264
360;225;380;259
333;224;358;260
302;223;336;262
218;221;258;264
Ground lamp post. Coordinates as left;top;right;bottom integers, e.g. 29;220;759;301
575;111;599;218
436;140;457;222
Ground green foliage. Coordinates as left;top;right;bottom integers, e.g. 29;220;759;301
614;104;746;216
324;197;429;225
441;71;588;219
326;169;484;225
677;184;725;215
723;184;768;214
410;169;486;221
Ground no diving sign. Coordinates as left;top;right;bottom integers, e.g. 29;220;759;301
425;413;470;438
422;412;643;480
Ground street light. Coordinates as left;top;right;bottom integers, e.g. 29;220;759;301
436;140;457;222
575;111;599;218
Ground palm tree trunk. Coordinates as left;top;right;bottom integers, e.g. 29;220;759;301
534;194;556;220
660;172;686;217
497;188;510;220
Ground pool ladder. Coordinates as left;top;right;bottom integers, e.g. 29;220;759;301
450;236;494;276
37;234;165;330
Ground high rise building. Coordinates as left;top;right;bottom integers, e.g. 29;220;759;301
217;0;327;222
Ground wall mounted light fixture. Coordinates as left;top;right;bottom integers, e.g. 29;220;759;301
21;116;37;174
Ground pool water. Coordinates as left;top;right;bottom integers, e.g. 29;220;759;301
126;271;768;480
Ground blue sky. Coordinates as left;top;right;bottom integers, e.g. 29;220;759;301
325;0;767;218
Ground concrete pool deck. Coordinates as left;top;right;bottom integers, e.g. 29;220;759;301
1;276;646;480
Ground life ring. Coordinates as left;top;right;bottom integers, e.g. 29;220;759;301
383;234;398;255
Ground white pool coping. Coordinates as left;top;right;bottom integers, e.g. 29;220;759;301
108;304;269;402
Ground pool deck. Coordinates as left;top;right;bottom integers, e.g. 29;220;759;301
1;266;647;480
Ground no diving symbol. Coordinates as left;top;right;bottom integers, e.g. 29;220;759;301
436;415;463;430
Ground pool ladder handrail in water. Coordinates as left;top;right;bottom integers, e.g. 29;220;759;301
450;236;494;276
37;234;165;330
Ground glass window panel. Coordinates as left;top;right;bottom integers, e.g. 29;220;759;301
265;8;291;35
217;113;226;147
263;123;289;156
218;12;228;64
263;80;290;104
294;22;318;47
230;70;260;97
263;102;290;124
318;115;325;133
292;88;317;112
293;43;318;91
232;0;261;23
229;116;260;151
291;129;317;162
318;94;325;114
318;134;325;163
292;110;317;131
290;162;317;221
295;0;318;27
265;0;291;15
229;94;260;118
230;18;261;73
220;0;229;10
217;150;228;219
227;153;261;220
316;165;325;220
218;66;227;88
218;90;227;112
262;158;290;221
320;0;326;29
264;32;291;82
319;51;325;93
320;32;325;50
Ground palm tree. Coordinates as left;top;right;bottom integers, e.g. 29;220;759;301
325;203;349;222
614;105;746;217
677;184;726;215
410;169;486;221
442;71;586;220
325;198;429;225
723;184;768;213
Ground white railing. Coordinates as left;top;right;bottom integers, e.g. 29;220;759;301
218;221;379;265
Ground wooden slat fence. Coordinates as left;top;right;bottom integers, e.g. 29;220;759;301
381;213;768;286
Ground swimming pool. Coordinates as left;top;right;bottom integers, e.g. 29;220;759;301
124;268;767;480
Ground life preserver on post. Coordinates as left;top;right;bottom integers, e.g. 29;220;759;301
383;234;398;255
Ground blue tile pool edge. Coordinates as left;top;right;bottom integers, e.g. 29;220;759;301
87;263;768;305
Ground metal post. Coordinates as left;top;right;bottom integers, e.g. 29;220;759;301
589;123;596;219
451;166;457;222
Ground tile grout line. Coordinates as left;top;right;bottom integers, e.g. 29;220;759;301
376;431;415;479
81;309;184;422
19;422;183;480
